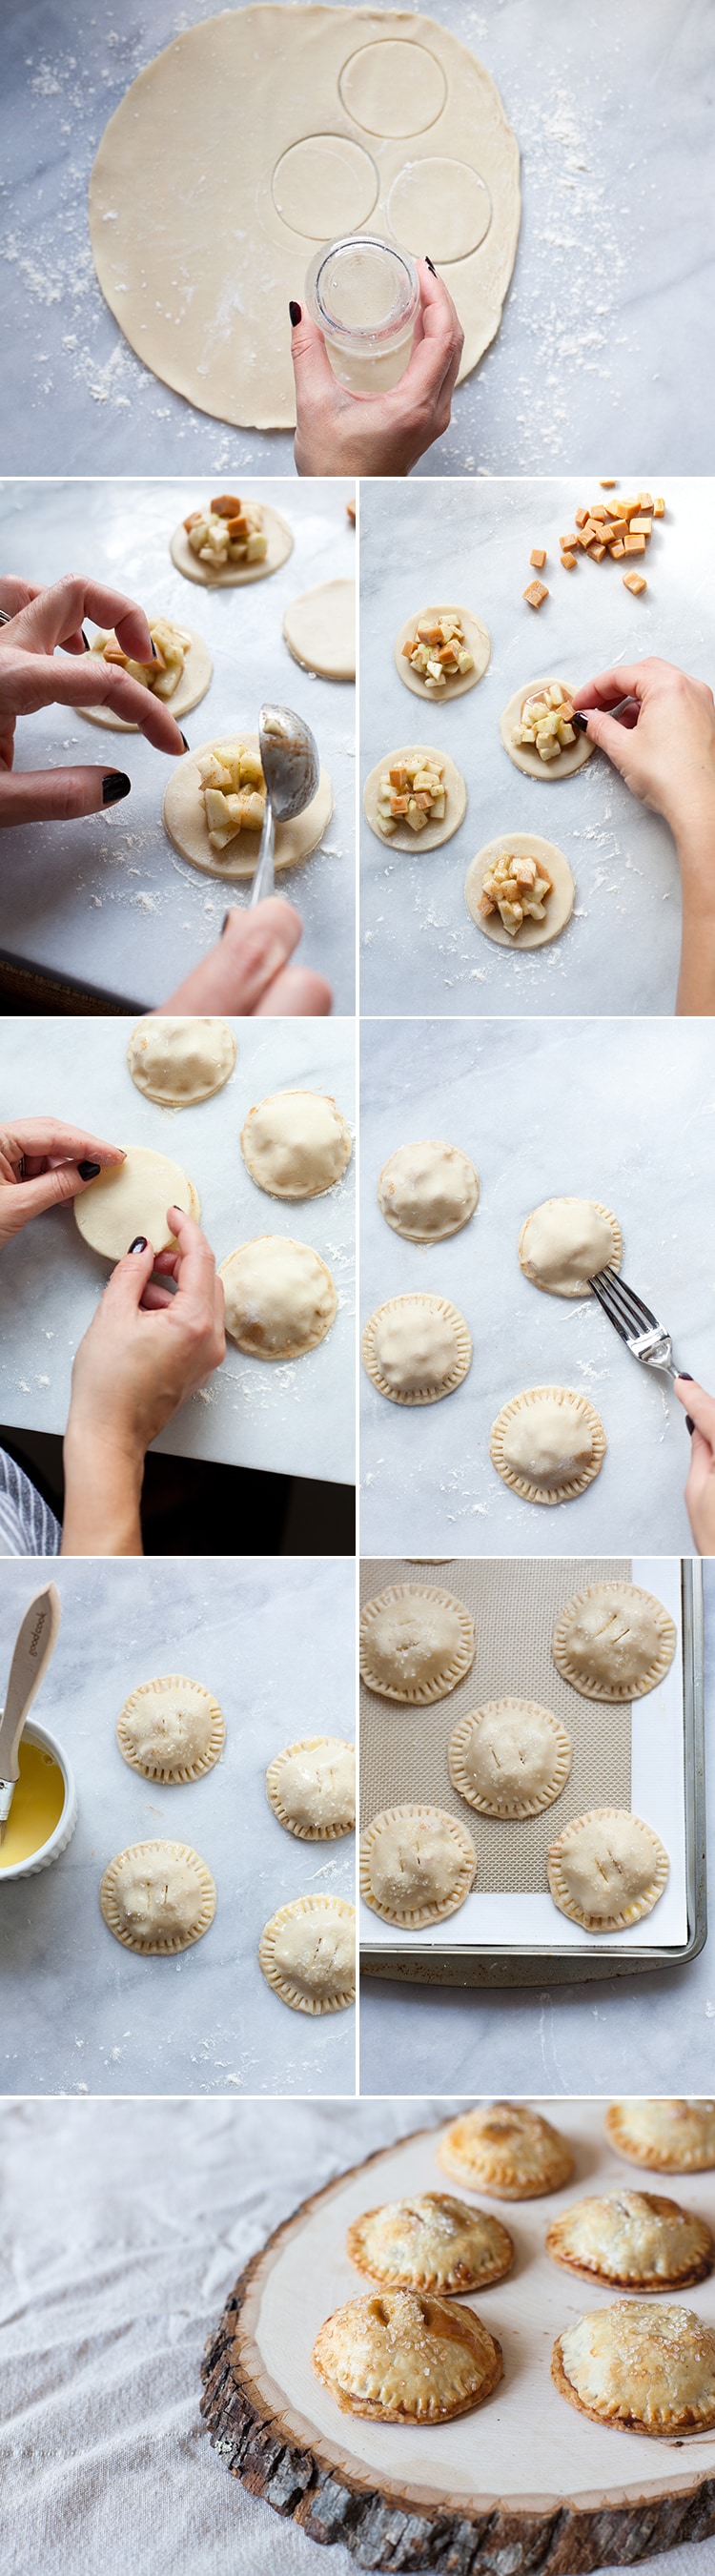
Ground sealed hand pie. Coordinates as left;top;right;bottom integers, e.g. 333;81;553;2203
552;1581;677;1701
359;1583;476;1703
605;2099;715;2172
219;1236;337;1358
547;1808;669;1932
377;1140;480;1242
362;1292;472;1405
265;1736;355;1840
258;1893;355;2014
241;1090;352;1199
490;1385;606;1504
438;2101;574;2198
116;1674;225;1783
553;2301;715;2436
99;1839;216;1952
127;1015;235;1107
346;2192;514;2295
546;2190;714;2292
518;1195;623;1297
448;1698;572;1819
312;2287;502;2422
359;1805;476;1926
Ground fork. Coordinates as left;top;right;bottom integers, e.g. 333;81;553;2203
588;1265;686;1382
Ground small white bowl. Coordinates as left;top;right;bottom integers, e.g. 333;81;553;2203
0;1718;77;1882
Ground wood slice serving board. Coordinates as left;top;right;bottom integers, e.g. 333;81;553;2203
201;2100;715;2570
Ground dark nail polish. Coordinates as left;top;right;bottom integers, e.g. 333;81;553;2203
81;628;91;651
150;639;157;659
221;911;232;934
77;1158;100;1181
425;256;438;276
679;1371;694;1381
686;1417;695;1436
573;711;589;732
102;771;131;805
129;1236;148;1254
289;299;302;327
179;731;190;751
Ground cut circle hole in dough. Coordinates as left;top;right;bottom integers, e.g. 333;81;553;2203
500;680;595;782
604;2100;715;2174
258;1892;356;2013
271;133;378;235
115;1675;226;1783
362;1292;472;1406
388;159;492;261
378;1139;480;1241
163;735;333;883
552;1580;677;1703
519;1196;623;1296
283;579;355;681
448;1698;572;1819
127;1015;236;1107
170;505;294;587
99;1838;216;1952
438;2101;575;2200
74;1144;199;1263
338;38;447;136
465;833;575;951
395;606;490;704
219;1235;337;1359
552;2302;715;2438
490;1385;606;1506
547;1807;669;1932
545;2190;715;2295
346;2192;515;2295
312;2286;502;2423
265;1735;356;1840
241;1090;352;1199
363;745;467;851
359;1802;476;1926
80;624;213;730
359;1582;476;1703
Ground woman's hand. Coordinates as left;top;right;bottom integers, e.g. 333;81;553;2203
291;261;463;478
62;1208;226;1555
0;575;189;828
0;1118;124;1250
572;659;715;836
674;1376;715;1556
162;894;332;1015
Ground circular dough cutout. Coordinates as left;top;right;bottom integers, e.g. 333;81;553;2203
378;1139;479;1242
363;746;467;851
490;1385;606;1506
519;1196;623;1296
362;1292;472;1405
241;1091;352;1199
163;734;333;882
127;1015;236;1108
80;624;213;729
266;1735;355;1840
346;2194;514;2296
99;1838;216;1952
465;832;575;950
395;605;491;704
359;1583;476;1704
547;1807;669;1932
258;1893;356;2014
339;39;447;136
219;1235;337;1359
360;1803;477;1926
448;1698;572;1819
283;580;355;681
74;1143;199;1262
170;504;294;586
116;1675;225;1783
551;1580;677;1702
388;160;491;261
500;679;595;781
271;133;378;235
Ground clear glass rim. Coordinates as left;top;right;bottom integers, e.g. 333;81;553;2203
306;235;419;344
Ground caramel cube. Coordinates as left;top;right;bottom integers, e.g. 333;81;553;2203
561;551;577;569
623;572;647;595
638;492;653;511
522;580;549;608
591;543;607;562
530;547;547;569
211;492;243;517
623;532;646;554
389;766;408;789
653;497;665;519
560;533;578;551
610;539;625;559
600;478;617;488
575;507;589;528
629;517;651;537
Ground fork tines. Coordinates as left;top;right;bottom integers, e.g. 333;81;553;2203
587;1266;661;1342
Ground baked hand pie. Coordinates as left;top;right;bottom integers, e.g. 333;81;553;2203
359;1805;476;1927
547;1808;669;1932
258;1893;355;2014
518;1196;623;1297
490;1387;606;1505
377;1140;480;1243
605;2100;715;2173
552;2301;715;2436
362;1292;472;1405
218;1236;337;1358
448;1698;572;1819
265;1736;355;1840
438;2101;575;2199
240;1090;352;1198
346;2192;514;2295
99;1839;216;1952
552;1580;677;1702
546;2190;715;2292
359;1583;476;1704
312;2287;502;2422
115;1674;225;1782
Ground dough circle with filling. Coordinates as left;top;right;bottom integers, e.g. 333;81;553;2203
519;1196;623;1296
377;1139;479;1241
362;746;467;851
283;579;356;679
99;1839;216;1952
490;1385;606;1505
448;1698;572;1818
170;505;294;585
258;1893;356;2013
127;1016;236;1107
74;1144;199;1261
362;1291;472;1404
163;735;333;883
552;1580;677;1702
465;833;575;950
266;1736;356;1839
241;1090;352;1198
80;624;213;728
547;1807;669;1932
359;1582;476;1703
395;604;491;702
116;1675;225;1783
219;1235;337;1358
500;679;595;781
359;1803;477;1925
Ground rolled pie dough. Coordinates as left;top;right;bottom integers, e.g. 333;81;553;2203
363;745;467;850
283;580;356;679
163;734;333;883
395;604;491;702
500;680;595;781
170;506;294;586
258;1893;356;2013
115;1675;226;1783
99;1839;216;1952
74;1143;199;1261
241;1090;352;1198
89;9;521;432
377;1139;479;1241
519;1196;623;1296
362;1291;472;1404
80;625;213;729
465;833;575;950
218;1235;337;1358
127;1016;236;1107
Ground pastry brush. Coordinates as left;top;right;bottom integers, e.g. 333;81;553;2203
0;1583;62;1844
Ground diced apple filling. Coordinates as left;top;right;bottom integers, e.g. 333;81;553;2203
92;614;192;701
196;743;267;850
184;492;268;566
480;848;553;936
401;613;474;693
377;754;446;836
513;683;577;763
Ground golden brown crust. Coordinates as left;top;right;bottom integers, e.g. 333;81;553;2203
545;2192;715;2292
605;2100;715;2172
552;2307;715;2437
346;2194;514;2294
312;2288;502;2423
438;2102;575;2199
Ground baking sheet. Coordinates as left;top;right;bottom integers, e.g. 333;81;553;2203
358;1016;715;1557
358;1555;687;1950
0;1556;356;2099
359;478;715;1019
0;478;356;1012
0;1015;355;1482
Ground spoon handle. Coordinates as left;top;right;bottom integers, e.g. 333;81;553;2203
249;795;276;909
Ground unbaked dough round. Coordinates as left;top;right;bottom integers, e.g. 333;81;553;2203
170;505;294;586
99;1839;216;1952
283;579;355;680
218;1235;337;1359
547;1808;669;1932
465;833;575;950
115;1675;226;1783
266;1736;355;1839
448;1699;572;1819
519;1196;623;1296
241;1091;352;1199
359;1583;476;1704
363;745;467;851
89;10;521;432
395;605;491;703
490;1385;606;1506
378;1140;479;1242
551;1581;677;1703
388;159;492;261
74;1143;199;1262
80;624;213;728
258;1893;356;2013
500;679;595;781
360;1803;476;1926
127;1016;236;1107
362;1292;472;1405
163;734;333;883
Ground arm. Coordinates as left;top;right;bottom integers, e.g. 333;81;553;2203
62;1210;225;1557
290;262;463;479
572;659;715;1015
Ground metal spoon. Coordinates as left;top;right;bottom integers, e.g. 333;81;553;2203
249;703;320;909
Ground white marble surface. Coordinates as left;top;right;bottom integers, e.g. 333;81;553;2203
359;478;715;1017
358;1564;715;2098
0;1015;355;1482
1;0;712;480
0;1557;356;2098
359;1016;715;1557
0;479;356;1012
